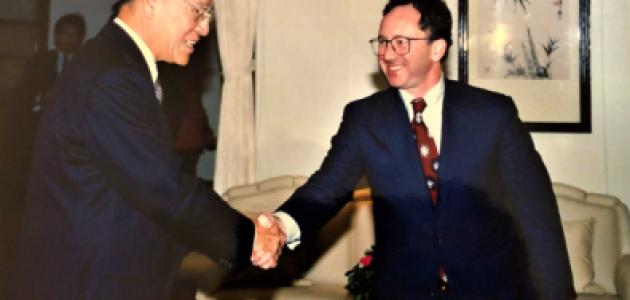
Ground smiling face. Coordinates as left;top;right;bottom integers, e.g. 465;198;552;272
153;0;212;65
377;4;445;96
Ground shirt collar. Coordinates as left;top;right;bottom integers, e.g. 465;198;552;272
113;18;158;83
398;75;445;106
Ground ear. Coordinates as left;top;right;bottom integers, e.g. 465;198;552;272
430;39;447;62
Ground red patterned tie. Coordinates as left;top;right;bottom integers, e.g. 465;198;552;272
411;98;447;290
411;98;439;205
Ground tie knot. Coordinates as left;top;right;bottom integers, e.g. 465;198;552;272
154;78;163;103
411;98;427;113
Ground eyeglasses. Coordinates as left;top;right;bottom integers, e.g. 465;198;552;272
369;37;430;56
181;0;214;25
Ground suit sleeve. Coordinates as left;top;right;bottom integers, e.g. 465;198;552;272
82;69;253;273
278;103;366;238
497;98;576;300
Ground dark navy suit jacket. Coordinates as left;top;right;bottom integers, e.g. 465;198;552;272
9;23;253;300
279;81;576;299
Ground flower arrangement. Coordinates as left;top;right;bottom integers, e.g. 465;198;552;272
345;246;374;300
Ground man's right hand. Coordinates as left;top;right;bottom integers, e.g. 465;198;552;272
251;212;286;269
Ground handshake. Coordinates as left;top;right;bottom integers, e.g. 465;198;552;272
250;213;287;269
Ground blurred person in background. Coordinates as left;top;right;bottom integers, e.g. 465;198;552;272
0;13;86;296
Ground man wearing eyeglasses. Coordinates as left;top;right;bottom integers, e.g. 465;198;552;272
267;0;576;299
8;1;284;299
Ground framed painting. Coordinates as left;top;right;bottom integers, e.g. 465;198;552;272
458;0;591;132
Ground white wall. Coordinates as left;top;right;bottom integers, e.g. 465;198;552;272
600;0;630;206
256;0;630;207
256;0;388;178
47;0;630;206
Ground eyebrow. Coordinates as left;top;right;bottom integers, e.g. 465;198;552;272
376;34;421;39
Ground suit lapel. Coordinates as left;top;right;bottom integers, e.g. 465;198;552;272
374;89;417;160
438;80;479;205
99;23;156;100
373;89;434;211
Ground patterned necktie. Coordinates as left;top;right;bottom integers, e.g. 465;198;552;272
154;78;163;103
411;98;447;290
411;98;439;205
58;53;68;74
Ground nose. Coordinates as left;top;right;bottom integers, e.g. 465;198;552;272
382;41;397;61
196;19;210;37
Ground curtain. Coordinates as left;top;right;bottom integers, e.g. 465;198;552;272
213;0;259;194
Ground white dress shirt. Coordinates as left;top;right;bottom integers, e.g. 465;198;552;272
400;76;445;153
56;53;72;74
278;76;446;249
113;18;159;83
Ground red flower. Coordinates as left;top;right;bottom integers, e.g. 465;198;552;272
359;255;373;268
346;246;375;297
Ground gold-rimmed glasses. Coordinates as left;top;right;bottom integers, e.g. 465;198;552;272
369;36;430;56
181;0;214;24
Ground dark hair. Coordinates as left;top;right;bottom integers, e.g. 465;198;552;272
54;13;86;38
109;0;132;21
383;0;452;62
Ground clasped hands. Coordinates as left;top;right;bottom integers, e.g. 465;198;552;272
251;212;286;269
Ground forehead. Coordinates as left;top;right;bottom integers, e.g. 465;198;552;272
56;24;81;34
378;4;423;36
198;0;213;7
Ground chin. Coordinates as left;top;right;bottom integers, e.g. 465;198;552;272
385;77;404;88
174;58;190;66
171;53;192;66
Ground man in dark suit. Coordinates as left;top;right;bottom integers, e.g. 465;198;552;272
9;1;283;299
264;0;576;299
3;13;85;194
13;13;86;118
2;12;86;215
0;13;86;290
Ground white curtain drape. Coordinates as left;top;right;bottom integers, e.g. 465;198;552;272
212;0;259;194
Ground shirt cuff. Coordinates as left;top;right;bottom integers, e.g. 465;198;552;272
273;211;301;250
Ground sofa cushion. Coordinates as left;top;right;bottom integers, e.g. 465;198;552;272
229;187;298;213
223;176;308;200
576;294;619;300
198;284;348;300
557;194;620;294
563;218;605;294
258;176;307;191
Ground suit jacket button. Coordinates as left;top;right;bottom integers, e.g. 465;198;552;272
219;259;232;270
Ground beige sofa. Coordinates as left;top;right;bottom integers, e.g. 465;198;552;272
180;177;629;300
554;183;630;300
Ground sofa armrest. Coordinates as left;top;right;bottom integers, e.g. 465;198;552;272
178;252;225;295
616;255;630;300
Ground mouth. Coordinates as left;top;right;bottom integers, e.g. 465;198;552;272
385;64;403;73
185;39;198;49
383;65;403;76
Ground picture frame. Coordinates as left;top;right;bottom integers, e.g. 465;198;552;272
458;0;591;132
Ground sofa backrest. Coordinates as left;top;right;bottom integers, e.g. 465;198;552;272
224;178;630;294
553;182;630;295
224;175;370;286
